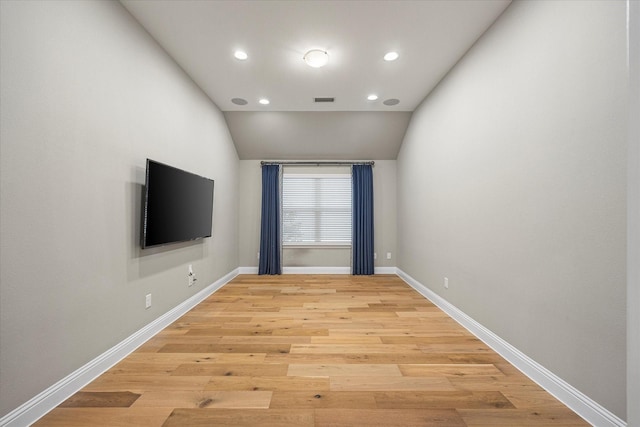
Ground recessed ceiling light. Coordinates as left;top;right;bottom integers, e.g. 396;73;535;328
383;98;400;106
231;98;248;105
384;51;399;61
303;49;329;68
258;98;270;105
367;94;379;101
234;50;248;60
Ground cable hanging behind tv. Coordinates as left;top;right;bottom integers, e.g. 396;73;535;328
141;159;214;249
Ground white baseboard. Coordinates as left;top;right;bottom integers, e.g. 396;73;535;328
283;266;351;274
374;267;397;274
0;268;239;427
396;268;626;427
238;266;397;275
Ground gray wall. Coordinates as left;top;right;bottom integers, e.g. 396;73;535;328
628;1;640;424
397;0;627;419
238;160;396;270
0;0;239;417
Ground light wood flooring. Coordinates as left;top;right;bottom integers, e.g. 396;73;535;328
35;274;589;426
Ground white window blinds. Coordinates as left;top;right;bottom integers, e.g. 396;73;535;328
282;174;352;245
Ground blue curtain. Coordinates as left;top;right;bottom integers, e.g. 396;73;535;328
352;164;374;275
259;165;281;275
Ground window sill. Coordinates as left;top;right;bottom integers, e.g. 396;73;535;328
283;244;352;249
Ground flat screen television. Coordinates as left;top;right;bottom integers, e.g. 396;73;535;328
141;159;214;249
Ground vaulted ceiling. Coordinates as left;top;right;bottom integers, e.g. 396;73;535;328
120;0;511;160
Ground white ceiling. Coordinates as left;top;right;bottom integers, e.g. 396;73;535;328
120;0;511;159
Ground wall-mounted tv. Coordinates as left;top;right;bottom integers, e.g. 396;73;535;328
141;159;214;249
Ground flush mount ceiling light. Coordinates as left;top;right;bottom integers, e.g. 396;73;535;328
258;98;270;105
234;50;248;60
367;94;379;101
383;51;399;61
303;49;329;68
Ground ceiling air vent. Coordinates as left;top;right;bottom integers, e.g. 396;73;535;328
314;97;335;103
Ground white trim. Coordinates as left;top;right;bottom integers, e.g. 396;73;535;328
283;266;351;274
396;268;626;427
374;267;397;274
238;266;397;275
0;268;239;427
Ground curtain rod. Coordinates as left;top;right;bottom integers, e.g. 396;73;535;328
260;161;374;166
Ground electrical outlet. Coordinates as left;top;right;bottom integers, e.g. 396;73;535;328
257;252;260;259
386;252;391;260
374;252;377;260
444;277;449;289
188;264;196;287
145;294;152;309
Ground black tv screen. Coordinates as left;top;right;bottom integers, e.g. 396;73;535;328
141;159;214;249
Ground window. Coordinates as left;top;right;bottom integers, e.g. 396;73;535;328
282;174;351;245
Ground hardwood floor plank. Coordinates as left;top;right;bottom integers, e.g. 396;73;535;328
184;327;329;336
288;363;402;377
291;344;422;354
171;363;288;376
399;363;505;377
382;336;484;344
131;390;272;408
58;391;141;408
269;391;378;409
158;343;291;354
162;408;314;427
322;311;399;319
327;329;465;336
310;336;383;344
83;375;211;392
264;352;505;365
33;408;173;427
330;376;458;392
448;375;546;392
134;336;224;352
458;408;589;426
418;343;494;353
313;408;466;426
372;391;515;409
263;353;354;364
204;375;331;391
115;352;267;364
501;390;571;409
218;336;311;344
